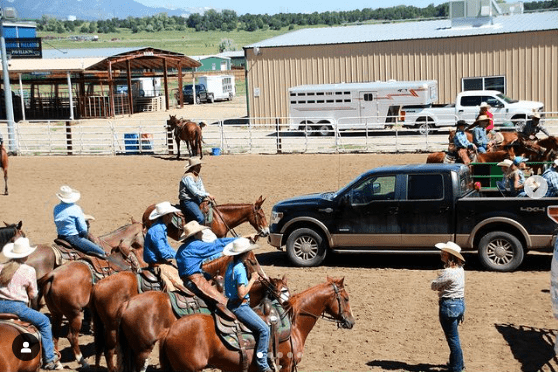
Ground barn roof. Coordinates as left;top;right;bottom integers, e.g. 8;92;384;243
246;11;558;49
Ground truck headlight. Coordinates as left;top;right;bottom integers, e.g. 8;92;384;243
271;211;283;224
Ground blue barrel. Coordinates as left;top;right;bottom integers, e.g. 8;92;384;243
124;133;139;154
212;147;221;156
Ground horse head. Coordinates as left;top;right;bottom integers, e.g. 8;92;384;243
166;115;181;131
323;277;355;329
537;136;558;151
0;221;25;247
250;196;270;237
267;274;290;303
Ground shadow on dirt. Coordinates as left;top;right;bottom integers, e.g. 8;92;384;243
366;360;447;371
495;323;558;372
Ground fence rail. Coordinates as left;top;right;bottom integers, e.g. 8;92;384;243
1;113;556;156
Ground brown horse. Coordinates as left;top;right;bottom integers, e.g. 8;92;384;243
25;219;145;284
0;221;25;248
1;142;7;195
167;115;206;159
117;274;289;372
448;129;518;150
0;322;41;372
142;196;270;240
426;150;510;164
159;277;355;372
38;244;144;368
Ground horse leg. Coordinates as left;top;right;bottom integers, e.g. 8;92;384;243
50;312;63;356
175;137;181;159
3;169;6;195
68;311;89;367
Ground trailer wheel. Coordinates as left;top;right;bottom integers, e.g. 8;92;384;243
314;124;332;137
478;231;524;272
228;93;234;101
208;94;214;103
286;228;328;267
195;95;201;105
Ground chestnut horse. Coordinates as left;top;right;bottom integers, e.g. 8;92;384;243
448;129;518;150
167;115;206;159
142;196;270;240
25;219;145;284
0;221;25;248
0;322;41;372
159;277;355;372
38;244;145;368
426;150;510;164
117;274;289;372
1;142;7;195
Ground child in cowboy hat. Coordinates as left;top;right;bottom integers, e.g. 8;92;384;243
0;238;63;370
224;238;272;372
53;185;107;258
178;156;216;225
431;241;466;372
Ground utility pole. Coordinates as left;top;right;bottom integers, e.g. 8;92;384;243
0;7;17;153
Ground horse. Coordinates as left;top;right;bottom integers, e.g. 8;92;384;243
448;129;518;150
159;277;355;372
38;243;145;368
142;195;270;240
167;115;206;159
25;219;145;284
0;321;41;372
0;221;25;249
1;142;7;195
116;272;287;372
426;149;510;164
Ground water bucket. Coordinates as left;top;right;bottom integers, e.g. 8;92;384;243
211;147;221;156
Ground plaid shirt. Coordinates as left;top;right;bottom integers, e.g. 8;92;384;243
431;267;465;299
543;167;558;197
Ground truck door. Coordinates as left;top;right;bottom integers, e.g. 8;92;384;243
358;92;381;130
398;173;453;247
457;95;482;123
335;174;401;247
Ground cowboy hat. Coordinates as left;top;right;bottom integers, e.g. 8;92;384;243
180;220;209;240
532;112;541;119
475;115;490;123
497;159;513;168
184;157;203;171
56;185;81;203
223;237;260;256
455;120;468;127
3;237;37;259
435;241;465;262
554;159;558;167
480;102;491;108
149;201;181;220
84;214;95;221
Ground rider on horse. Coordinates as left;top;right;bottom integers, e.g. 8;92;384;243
454;120;477;165
144;201;183;291
470;115;494;153
179;157;215;225
518;112;549;140
53;185;106;258
0;238;63;370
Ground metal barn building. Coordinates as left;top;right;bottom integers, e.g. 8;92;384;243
244;10;558;121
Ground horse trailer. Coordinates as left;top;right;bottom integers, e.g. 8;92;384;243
198;75;236;102
288;80;438;136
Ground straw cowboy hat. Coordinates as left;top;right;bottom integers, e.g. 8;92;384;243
181;220;209;240
497;159;513;168
184;157;203;171
84;214;95;222
480;102;491;108
149;201;181;220
223;237;260;256
532;112;541;119
56;185;81;203
3;237;37;259
435;241;465;262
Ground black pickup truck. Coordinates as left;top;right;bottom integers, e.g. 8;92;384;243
268;163;558;271
183;84;214;104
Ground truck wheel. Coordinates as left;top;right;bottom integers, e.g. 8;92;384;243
478;231;524;272
416;120;433;135
286;228;327;267
196;96;201;105
208;95;214;103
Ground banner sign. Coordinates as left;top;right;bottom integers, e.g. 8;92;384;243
5;38;42;59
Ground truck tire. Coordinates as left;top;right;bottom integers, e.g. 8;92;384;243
195;95;201;105
478;231;524;272
286;228;327;267
208;94;214;103
416;118;434;135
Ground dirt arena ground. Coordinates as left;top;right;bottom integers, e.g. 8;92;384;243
2;151;558;372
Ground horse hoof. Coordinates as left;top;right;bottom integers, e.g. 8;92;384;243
79;357;90;368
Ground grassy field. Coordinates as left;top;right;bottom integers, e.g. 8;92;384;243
38;26;303;56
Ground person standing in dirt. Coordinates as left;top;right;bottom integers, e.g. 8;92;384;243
431;241;466;372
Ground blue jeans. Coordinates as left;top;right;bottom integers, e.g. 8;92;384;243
61;234;106;257
439;298;465;372
0;300;57;364
180;199;204;224
231;303;270;372
477;146;487;153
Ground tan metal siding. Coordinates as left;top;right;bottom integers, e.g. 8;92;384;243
247;30;558;119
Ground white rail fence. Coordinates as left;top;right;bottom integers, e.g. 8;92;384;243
0;114;556;156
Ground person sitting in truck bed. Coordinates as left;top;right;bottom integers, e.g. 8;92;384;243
454;120;477;165
471;115;493;154
519;112;550;140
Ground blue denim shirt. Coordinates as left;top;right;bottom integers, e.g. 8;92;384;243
224;260;250;304
53;202;88;237
472;126;489;148
454;130;473;149
143;220;176;264
176;237;235;277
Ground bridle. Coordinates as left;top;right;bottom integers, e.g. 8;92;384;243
297;282;349;328
252;205;267;237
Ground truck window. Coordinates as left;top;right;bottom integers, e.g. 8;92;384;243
350;175;396;205
408;174;443;200
460;96;482;107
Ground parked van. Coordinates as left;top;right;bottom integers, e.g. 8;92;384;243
288;80;437;136
198;75;235;102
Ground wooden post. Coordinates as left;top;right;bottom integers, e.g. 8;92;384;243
163;59;169;111
127;59;133;115
177;62;183;108
65;121;73;155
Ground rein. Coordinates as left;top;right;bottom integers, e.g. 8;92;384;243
296;282;347;328
211;201;239;237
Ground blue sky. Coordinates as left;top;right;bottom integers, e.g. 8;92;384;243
137;0;446;16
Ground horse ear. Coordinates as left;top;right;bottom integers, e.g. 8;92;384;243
17;221;22;229
281;274;288;284
131;216;139;224
3;221;7;227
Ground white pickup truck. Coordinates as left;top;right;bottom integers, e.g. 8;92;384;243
401;90;544;132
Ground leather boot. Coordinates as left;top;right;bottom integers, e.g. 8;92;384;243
188;273;236;319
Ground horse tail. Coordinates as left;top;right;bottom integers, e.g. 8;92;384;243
116;300;133;372
89;291;105;368
157;328;172;371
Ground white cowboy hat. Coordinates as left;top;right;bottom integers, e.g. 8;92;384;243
435;241;465;262
184;157;203;171
3;237;37;259
149;201;181;220
532;112;541;119
497;159;513;168
180;220;209;240
223;237;260;256
554;159;558;167
56;185;81;203
480;102;491;108
84;214;95;221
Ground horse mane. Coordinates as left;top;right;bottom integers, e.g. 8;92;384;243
215;203;253;210
99;222;141;238
284;281;333;323
0;225;17;245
